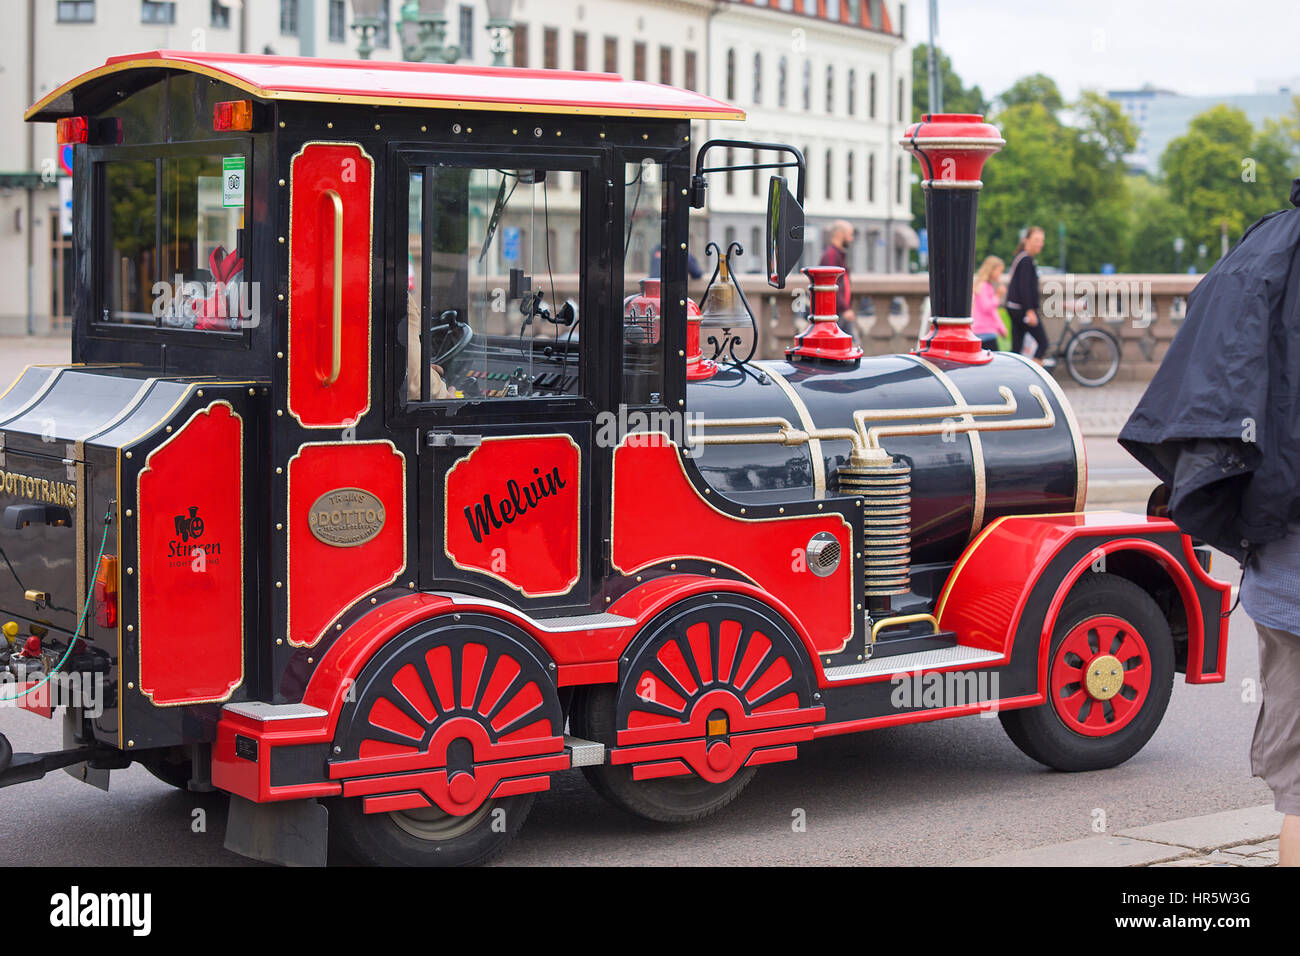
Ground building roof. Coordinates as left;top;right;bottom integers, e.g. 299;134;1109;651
26;50;746;123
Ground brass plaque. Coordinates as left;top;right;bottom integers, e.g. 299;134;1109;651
308;488;386;548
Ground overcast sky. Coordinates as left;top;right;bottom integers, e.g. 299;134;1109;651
914;0;1300;100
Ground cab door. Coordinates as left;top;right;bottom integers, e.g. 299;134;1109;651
393;147;614;613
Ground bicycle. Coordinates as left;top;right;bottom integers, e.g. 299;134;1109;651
1038;312;1123;387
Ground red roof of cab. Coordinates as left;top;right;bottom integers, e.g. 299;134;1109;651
25;49;745;122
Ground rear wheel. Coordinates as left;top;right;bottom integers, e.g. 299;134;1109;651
1000;573;1174;771
1064;328;1121;387
572;684;758;823
329;792;533;867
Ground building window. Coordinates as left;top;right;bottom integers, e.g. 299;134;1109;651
777;56;788;108
803;144;811;197
726;49;736;101
846;151;855;201
869;72;877;118
899;2;906;36
58;0;94;22
684;50;698;91
825;65;834;113
513;22;529;66
278;0;298;35
544;27;558;69
725;147;736;195
753;52;763;105
825;150;833;201
847;68;856;115
211;0;231;29
574;32;588;70
633;41;647;81
604;36;618;73
660;46;672;86
896;156;904;205
868;153;875;203
328;0;346;41
898;78;905;122
827;0;841;18
752;149;761;196
459;5;474;59
801;60;811;111
142;0;176;24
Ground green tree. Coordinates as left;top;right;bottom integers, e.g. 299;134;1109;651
1118;178;1191;273
911;44;988;119
1161;104;1297;255
995;74;1065;114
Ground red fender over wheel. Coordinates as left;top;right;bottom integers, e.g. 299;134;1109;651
327;615;568;817
609;593;825;783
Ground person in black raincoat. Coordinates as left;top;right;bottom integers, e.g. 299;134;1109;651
1120;178;1300;867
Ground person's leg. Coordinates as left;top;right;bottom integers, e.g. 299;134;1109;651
1029;320;1051;363
1282;814;1300;866
1007;309;1026;355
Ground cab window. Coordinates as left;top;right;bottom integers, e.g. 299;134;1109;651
98;150;249;332
403;162;585;404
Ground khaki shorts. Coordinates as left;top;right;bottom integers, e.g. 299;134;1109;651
1251;622;1300;815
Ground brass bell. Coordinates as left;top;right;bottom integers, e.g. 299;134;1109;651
699;254;750;329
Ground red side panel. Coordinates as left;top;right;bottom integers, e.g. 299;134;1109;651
444;436;582;598
288;141;373;429
611;435;855;655
137;403;244;705
288;441;406;647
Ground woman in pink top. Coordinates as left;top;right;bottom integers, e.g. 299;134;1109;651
971;255;1008;351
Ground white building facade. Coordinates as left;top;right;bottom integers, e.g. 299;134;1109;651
1;0;909;334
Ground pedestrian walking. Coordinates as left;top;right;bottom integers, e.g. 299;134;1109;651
818;220;856;336
1005;226;1049;363
971;255;1008;351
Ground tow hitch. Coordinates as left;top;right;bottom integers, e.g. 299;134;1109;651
0;730;130;789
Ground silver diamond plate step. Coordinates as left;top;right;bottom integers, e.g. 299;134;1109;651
564;735;606;767
822;644;1003;682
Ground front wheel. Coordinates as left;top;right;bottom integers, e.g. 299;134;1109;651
999;573;1174;772
1064;327;1121;387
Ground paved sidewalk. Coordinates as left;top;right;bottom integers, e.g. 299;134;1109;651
956;804;1282;867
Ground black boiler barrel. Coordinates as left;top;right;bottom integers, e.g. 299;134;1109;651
686;352;1084;565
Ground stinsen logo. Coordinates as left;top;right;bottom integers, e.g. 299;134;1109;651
173;506;204;542
464;466;567;544
166;506;221;567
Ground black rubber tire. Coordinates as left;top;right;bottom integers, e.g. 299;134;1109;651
571;684;757;823
999;573;1174;772
1065;328;1121;387
328;792;534;867
142;758;193;791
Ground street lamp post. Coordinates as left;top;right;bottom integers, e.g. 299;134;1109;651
400;0;460;63
349;0;383;60
484;0;517;68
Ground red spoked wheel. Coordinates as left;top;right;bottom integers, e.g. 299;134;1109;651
1000;573;1174;773
572;593;823;822
327;615;564;866
1049;615;1151;737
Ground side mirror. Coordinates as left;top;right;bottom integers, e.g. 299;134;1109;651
766;175;804;289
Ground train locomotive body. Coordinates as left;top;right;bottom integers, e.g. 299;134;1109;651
0;52;1229;866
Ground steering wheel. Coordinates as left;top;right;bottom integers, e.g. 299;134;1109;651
428;309;473;369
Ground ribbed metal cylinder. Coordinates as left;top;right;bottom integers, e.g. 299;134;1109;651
836;458;912;596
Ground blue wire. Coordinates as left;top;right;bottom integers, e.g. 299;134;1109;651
0;510;113;703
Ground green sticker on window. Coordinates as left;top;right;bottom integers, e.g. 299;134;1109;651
222;156;246;208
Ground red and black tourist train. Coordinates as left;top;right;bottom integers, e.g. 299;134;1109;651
0;52;1229;865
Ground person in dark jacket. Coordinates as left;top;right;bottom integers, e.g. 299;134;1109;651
1120;179;1300;867
1006;226;1049;363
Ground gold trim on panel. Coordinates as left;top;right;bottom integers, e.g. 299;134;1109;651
903;354;987;542
609;432;857;652
1006;352;1088;512
287;440;408;647
442;434;583;599
286;141;375;430
25;58;747;122
135;401;246;707
767;372;826;499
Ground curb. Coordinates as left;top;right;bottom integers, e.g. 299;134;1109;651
953;804;1282;867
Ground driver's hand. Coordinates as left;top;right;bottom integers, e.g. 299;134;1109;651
429;363;454;400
